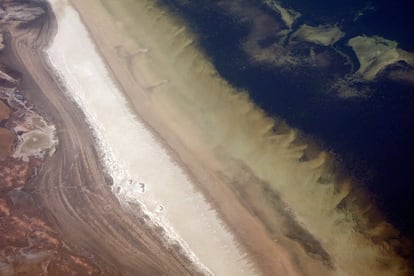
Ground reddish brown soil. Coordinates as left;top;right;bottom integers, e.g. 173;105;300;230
0;128;15;159
0;194;100;275
0;100;10;122
0;3;104;274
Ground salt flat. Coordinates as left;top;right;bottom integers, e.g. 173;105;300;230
42;0;411;275
46;1;256;275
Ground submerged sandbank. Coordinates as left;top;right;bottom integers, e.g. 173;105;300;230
348;35;414;80
291;24;345;46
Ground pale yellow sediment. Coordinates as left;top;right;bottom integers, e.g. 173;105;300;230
49;0;410;275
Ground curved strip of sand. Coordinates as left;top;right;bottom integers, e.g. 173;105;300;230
41;0;412;275
46;0;257;275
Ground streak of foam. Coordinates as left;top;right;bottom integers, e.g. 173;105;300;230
46;0;256;275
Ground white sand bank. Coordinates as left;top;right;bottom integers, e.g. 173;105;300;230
46;0;255;275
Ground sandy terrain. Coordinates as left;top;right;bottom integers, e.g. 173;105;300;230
0;100;10;121
1;0;411;275
0;100;13;158
60;0;324;275
64;0;412;275
46;1;260;275
0;3;107;273
3;1;203;275
0;128;14;159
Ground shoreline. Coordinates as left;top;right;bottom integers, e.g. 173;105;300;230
5;1;205;274
46;0;262;275
17;0;411;275
43;6;214;275
62;0;332;274
63;0;413;274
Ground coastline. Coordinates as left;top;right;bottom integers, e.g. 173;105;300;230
66;0;412;275
46;0;262;275
4;1;205;275
22;0;411;275
65;0;330;274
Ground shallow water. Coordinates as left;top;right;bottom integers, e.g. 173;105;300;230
159;0;414;241
91;0;414;273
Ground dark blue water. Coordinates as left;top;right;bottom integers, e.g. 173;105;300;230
288;0;414;51
159;0;414;238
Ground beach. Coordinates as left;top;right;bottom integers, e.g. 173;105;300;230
43;0;413;274
43;0;315;274
3;0;410;274
46;1;259;274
